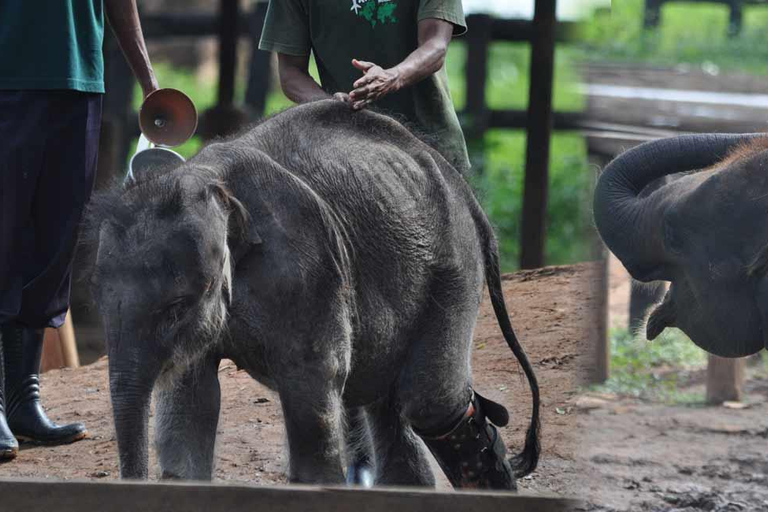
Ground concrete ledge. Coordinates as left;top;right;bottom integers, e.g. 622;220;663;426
0;478;582;512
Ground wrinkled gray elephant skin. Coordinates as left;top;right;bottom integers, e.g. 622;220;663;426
85;100;539;488
594;133;768;357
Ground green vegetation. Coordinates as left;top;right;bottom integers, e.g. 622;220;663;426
579;0;768;74
596;326;708;403
132;39;591;271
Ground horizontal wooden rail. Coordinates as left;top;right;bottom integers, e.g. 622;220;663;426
139;11;577;43
0;478;581;512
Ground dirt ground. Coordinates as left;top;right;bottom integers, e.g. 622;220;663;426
0;263;598;499
575;257;768;512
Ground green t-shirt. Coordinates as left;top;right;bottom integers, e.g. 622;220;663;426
0;0;105;93
259;0;471;172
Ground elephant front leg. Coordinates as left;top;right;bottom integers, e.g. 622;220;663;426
278;371;347;484
154;355;222;481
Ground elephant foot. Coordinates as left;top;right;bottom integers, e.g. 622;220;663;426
346;462;375;488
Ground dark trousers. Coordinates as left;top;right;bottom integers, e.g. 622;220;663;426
0;90;102;329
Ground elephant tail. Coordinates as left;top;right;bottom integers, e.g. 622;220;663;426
483;233;541;478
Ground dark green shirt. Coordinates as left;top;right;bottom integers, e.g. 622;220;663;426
0;0;105;93
259;0;471;172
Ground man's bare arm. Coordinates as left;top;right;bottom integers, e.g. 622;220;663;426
349;19;454;110
278;54;343;104
104;0;158;97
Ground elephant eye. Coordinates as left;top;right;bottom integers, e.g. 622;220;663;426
155;295;192;316
664;220;684;254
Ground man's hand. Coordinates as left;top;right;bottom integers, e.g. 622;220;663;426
348;19;454;111
349;60;401;110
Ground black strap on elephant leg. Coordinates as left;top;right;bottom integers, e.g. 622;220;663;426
2;324;87;445
0;328;18;460
415;390;515;490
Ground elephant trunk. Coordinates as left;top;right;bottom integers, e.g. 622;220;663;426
108;339;162;480
593;133;764;281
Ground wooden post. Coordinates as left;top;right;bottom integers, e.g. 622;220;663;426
520;0;556;269
591;246;610;384
643;0;663;29
41;311;79;373
588;151;611;384
244;2;271;118
218;0;239;107
706;355;745;404
464;15;492;142
727;0;743;38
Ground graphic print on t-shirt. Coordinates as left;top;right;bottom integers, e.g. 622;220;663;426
350;0;398;27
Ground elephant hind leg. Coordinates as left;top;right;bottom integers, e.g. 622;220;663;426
397;302;516;490
154;354;222;481
367;397;435;487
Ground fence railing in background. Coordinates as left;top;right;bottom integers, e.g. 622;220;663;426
462;5;580;269
99;1;581;270
644;0;768;37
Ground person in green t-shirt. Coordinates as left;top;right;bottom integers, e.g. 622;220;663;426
0;0;158;461
259;0;471;174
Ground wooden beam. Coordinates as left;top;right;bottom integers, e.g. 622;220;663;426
520;0;557;269
0;479;581;512
466;15;576;43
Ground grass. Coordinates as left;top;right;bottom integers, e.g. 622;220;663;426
595;326;709;403
130;38;590;271
579;0;768;75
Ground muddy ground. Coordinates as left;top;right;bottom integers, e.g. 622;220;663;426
575;257;768;512
0;263;598;500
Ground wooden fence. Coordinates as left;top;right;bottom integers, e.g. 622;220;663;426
463;2;580;269
644;0;768;36
98;0;580;271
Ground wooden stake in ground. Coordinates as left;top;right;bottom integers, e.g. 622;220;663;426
706;355;745;405
41;311;80;373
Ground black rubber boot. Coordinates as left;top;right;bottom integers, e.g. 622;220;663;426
0;329;19;460
416;391;516;490
2;324;87;445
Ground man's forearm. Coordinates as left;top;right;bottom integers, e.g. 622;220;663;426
278;55;330;104
104;0;157;97
390;37;448;90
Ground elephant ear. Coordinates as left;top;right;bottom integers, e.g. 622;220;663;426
207;182;262;261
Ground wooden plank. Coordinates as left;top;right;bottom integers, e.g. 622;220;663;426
706;356;746;405
0;479;580;512
520;0;557;270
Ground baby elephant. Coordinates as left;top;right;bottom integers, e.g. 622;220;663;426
86;100;539;489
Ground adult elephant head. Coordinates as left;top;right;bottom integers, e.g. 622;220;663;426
594;133;768;357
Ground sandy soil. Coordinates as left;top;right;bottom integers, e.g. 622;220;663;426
576;257;768;511
0;263;599;498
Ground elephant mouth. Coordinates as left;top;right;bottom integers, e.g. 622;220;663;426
646;287;676;340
